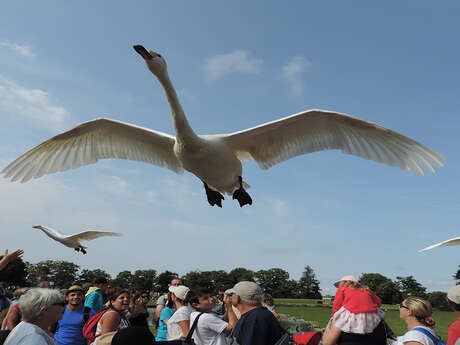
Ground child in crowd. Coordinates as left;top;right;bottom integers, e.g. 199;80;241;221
328;275;384;343
188;288;237;345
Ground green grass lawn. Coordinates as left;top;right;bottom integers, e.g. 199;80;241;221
277;303;457;340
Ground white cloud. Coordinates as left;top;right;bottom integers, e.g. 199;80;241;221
168;219;217;235
265;197;288;217
0;78;70;129
281;56;311;97
98;175;131;197
0;41;35;57
204;50;263;82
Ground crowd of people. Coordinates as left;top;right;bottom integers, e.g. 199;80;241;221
1;249;460;345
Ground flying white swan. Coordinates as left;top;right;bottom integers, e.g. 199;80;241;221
32;225;121;254
419;237;460;252
2;45;445;207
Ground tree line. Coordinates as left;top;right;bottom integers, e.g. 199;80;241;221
0;259;321;299
1;258;458;310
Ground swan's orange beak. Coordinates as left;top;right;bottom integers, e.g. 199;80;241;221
133;45;153;60
32;225;40;229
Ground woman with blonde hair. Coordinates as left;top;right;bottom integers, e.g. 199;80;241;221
262;293;281;323
397;297;443;345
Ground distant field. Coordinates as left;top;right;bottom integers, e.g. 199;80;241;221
276;299;456;340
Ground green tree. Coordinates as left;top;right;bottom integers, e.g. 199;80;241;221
255;268;290;297
427;291;449;311
284;279;301;298
298;266;322;299
113;271;134;290
396;276;427;299
132;269;157;292
182;271;214;290
77;269;111;285
156;271;180;293
207;270;232;292
228;268;254;284
26;261;52;286
26;260;79;288
51;261;80;289
360;273;401;304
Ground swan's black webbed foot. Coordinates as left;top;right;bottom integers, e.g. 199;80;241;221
81;248;87;255
232;176;252;207
74;247;80;252
203;182;224;208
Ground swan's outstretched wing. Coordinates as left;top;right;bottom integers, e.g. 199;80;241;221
2;118;183;183
419;237;460;252
223;109;445;175
67;231;121;242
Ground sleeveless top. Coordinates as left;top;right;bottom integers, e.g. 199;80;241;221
94;310;129;338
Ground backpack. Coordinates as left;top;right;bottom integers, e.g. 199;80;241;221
412;327;446;345
82;308;111;342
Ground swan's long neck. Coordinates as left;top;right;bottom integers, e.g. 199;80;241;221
39;227;60;241
157;72;198;141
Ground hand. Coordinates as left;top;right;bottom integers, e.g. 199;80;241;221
223;295;232;306
0;249;24;271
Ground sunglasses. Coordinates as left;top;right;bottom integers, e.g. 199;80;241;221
141;295;149;299
399;303;409;310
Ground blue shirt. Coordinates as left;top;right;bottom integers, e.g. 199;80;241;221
84;289;104;312
54;306;96;345
155;307;175;341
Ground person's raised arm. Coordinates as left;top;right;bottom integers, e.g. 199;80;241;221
223;296;237;332
0;249;23;271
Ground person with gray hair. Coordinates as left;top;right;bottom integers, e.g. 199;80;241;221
4;288;65;345
229;281;283;345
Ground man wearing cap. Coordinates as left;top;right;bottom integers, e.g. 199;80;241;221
54;285;96;345
84;277;108;312
229;281;283;345
446;285;460;345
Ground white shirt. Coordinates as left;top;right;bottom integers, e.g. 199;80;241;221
397;326;439;345
4;321;56;345
190;311;228;345
167;306;193;340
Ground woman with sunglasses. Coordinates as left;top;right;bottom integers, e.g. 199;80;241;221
4;288;65;345
397;297;443;345
128;292;150;328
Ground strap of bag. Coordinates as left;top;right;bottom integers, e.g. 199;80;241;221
184;312;204;342
412;327;441;345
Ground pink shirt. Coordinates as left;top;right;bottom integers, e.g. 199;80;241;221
332;285;381;315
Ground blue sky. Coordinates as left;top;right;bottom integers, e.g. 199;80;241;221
1;1;459;296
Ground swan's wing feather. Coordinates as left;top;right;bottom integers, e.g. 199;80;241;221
67;231;122;241
419;237;460;252
2;118;183;182
223;109;445;175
